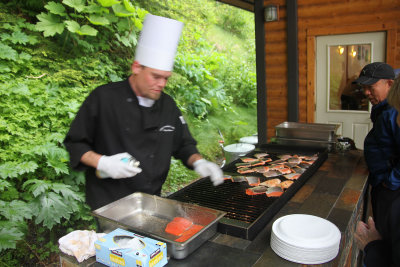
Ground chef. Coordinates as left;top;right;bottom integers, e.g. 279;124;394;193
63;14;224;211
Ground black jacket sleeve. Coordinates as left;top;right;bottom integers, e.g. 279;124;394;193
63;90;98;171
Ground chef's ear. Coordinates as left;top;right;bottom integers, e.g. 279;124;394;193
132;61;143;75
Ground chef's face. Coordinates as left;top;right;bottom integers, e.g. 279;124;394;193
131;61;172;100
362;79;392;106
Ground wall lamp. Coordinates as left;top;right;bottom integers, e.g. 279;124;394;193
264;4;279;22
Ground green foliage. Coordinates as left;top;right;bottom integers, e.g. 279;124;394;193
34;0;147;55
0;0;256;264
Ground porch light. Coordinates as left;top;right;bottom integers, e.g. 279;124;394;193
264;4;279;22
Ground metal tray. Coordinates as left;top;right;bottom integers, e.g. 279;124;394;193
275;137;336;151
92;192;226;259
275;121;339;141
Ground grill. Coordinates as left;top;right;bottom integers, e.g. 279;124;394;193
169;144;328;240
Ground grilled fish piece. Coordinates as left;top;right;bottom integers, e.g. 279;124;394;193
245;185;269;195
283;173;301;180
299;162;311;168
293;166;305;174
270;159;287;164
284;162;299;168
279;180;294;189
277;168;292;174
235;162;252;168
231;176;247;182
254;153;269;159
245;176;260;186
253;166;270;173
266;186;284;197
240;157;259;163
277;154;292;160
263;170;280;178
288;157;302;164
250;159;266;167
260;178;281;187
237;167;255;174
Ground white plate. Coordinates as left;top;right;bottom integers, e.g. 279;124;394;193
270;214;341;264
272;214;341;249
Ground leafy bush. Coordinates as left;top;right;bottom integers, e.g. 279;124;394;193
0;0;256;264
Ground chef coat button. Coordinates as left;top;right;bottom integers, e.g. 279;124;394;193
127;98;133;102
149;154;154;159
125;127;130;131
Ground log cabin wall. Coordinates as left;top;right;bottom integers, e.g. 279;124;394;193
263;0;400;139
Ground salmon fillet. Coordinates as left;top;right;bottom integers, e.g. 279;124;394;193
245;186;269;195
245;176;260;186
260;178;281;187
266;186;284;197
175;224;204;242
165;217;193;236
279;180;294;189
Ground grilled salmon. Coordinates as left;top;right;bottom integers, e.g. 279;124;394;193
260;178;281;187
266;186;284;197
237;167;255;174
263;170;280;178
246;176;260;186
283;173;301;180
245;185;269;195
279;180;294;189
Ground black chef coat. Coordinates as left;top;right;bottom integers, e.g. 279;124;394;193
63;79;199;210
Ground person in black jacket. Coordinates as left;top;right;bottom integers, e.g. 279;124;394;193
355;75;400;267
357;62;395;233
63;14;223;211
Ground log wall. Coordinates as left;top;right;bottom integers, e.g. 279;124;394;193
263;0;400;138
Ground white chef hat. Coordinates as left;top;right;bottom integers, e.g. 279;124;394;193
135;14;183;71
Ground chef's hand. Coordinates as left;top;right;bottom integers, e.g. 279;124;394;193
354;216;382;250
193;159;224;186
97;152;142;179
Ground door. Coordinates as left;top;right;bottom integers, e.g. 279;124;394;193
315;32;386;149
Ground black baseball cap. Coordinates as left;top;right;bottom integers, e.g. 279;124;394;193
353;62;395;85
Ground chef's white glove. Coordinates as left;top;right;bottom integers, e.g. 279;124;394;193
97;152;142;179
193;159;224;186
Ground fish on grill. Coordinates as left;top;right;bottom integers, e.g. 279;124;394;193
235;162;252;168
288;157;302;164
263;170;281;178
260;178;281;187
245;176;260;186
254;153;269;159
245;185;269;195
237;167;255;174
240;157;259;163
279;180;294;189
250;159;266;167
277;168;292;174
253;166;270;173
231;176;247;182
283;173;300;180
266;186;284;197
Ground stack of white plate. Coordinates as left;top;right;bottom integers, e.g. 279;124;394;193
271;214;341;264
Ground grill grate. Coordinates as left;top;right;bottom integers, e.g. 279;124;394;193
169;144;328;240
